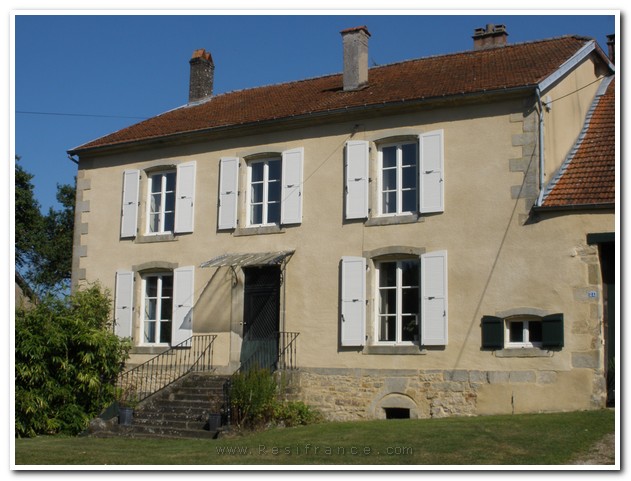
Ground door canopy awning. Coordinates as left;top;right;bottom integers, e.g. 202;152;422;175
200;250;295;269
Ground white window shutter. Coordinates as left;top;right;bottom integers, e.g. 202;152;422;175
345;140;369;219
281;148;304;225
120;169;140;238
114;271;134;338
421;250;448;346
419;130;444;213
340;256;366;347
218;157;239;230
174;161;196;233
172;266;194;346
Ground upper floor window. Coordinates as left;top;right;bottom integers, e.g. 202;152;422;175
379;142;418;216
147;171;176;234
120;161;196;239
248;158;282;226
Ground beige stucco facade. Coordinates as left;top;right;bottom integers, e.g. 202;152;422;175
72;54;614;420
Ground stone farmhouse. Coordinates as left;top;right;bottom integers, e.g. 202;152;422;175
68;23;616;420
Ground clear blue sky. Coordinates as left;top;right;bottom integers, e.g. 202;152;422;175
13;12;616;212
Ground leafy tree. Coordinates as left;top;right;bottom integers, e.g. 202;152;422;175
14;156;43;271
15;284;131;437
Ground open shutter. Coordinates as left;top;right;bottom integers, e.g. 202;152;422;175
481;316;504;349
281;148;304;225
114;271;134;338
345;140;369;219
174;161;196;233
421;250;448;345
419;130;444;213
218;157;239;230
172;266;194;346
120;169;140;238
340;256;366;347
541;313;564;348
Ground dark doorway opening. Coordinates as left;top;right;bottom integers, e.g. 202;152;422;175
384;408;410;419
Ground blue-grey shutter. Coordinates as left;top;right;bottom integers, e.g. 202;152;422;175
174;161;196;233
481;316;504;349
340;256;366;346
345;140;369;219
419;130;444;213
281;148;304;225
421;250;448;345
218;157;239;230
120;169;140;238
114;271;134;338
172;266;194;346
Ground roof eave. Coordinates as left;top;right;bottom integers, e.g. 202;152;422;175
533;202;615;212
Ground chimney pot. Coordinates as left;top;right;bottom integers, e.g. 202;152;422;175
341;26;371;91
189;48;215;103
473;24;508;50
606;34;615;64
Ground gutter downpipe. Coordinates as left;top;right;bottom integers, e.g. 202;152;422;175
535;86;545;207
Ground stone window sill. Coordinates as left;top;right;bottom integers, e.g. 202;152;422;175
234;225;285;237
130;346;171;355
136;233;177;243
495;348;553;358
363;345;426;355
365;214;424;227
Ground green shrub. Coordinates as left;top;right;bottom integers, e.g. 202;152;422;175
272;400;323;427
14;284;131;437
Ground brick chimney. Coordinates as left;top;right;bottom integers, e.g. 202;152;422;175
189;49;215;103
473;24;508;50
341;26;370;91
606;34;615;64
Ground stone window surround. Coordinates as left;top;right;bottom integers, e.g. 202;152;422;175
493;307;555;358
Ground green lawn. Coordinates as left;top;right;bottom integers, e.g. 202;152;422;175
14;409;615;466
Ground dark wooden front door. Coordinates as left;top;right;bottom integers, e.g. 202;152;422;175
241;266;281;370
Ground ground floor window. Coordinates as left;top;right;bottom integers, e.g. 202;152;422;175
142;273;173;344
505;316;542;348
376;259;419;344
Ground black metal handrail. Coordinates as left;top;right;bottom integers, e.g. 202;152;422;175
117;334;217;405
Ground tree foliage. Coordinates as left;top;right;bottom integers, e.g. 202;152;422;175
15;284;131;437
14;157;75;295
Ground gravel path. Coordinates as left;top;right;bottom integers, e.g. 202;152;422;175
569;433;616;465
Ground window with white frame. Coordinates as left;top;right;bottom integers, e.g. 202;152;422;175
147;171;176;234
379;142;418;215
142;273;173;345
248;158;282;226
376;259;420;344
505;316;542;348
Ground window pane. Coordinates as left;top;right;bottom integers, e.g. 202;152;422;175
401;261;419;287
146;277;158;297
382;146;397;168
150;175;162;194
402;287;419;314
251;183;264;203
529;321;543;343
379;263;397;287
402;189;417;213
165;172;176;192
164;212;174;232
161;275;173;297
150;193;161;214
402;315;418;342
382;191;397;214
267;203;280;224
401;143;417;167
268;159;281;181
144;321;156;343
251;162;264;182
268;181;281;202
145;299;157;320
165;191;175;212
401;164;417;189
382;168;397;191
161;299;173;320
509;321;524;343
379;289;397;315
251;204;263;225
160;321;172;344
379;316;396;342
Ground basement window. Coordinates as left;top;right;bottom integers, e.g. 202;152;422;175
384;408;410;419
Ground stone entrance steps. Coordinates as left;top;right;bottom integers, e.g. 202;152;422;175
89;372;229;439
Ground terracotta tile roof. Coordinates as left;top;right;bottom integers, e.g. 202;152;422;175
70;35;601;153
541;76;615;208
